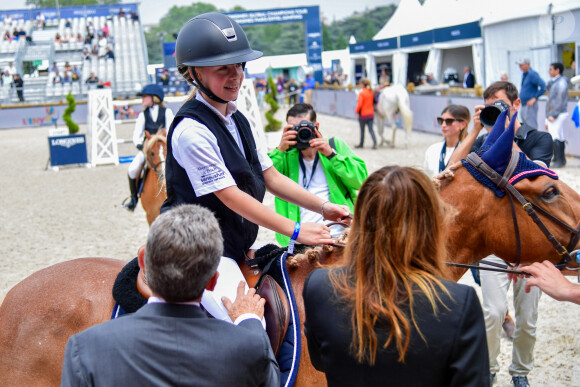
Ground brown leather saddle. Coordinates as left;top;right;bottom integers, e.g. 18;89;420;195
133;249;290;356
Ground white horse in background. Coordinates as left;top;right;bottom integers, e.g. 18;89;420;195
374;84;413;148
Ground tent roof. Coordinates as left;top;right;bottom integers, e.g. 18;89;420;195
373;0;423;40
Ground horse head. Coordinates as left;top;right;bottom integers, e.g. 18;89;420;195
439;110;580;276
143;133;167;175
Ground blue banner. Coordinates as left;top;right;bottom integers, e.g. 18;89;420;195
400;30;434;48
227;7;323;85
48;134;88;166
349;37;398;54
0;3;139;21
434;21;481;43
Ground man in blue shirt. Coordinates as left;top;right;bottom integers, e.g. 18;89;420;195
517;58;546;130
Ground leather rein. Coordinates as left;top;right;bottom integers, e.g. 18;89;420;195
446;149;580;275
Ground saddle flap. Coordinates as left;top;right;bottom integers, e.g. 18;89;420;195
256;274;290;357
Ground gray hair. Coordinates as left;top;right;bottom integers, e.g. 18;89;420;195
145;204;223;302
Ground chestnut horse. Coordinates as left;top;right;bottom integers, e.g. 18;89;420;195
140;131;167;226
1;131;580;385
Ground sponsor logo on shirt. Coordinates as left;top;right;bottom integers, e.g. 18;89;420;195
199;164;226;185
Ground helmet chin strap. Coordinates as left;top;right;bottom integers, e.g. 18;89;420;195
189;67;230;105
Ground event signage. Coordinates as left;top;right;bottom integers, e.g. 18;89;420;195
400;30;434;48
227;7;324;85
0;3;139;21
433;21;481;43
48;134;88;167
349;37;398;54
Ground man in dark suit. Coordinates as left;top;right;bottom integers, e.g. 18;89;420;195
61;204;279;387
463;66;475;88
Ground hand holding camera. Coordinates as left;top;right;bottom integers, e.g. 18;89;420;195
278;120;333;157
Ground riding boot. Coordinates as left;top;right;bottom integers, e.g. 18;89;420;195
122;177;139;211
551;140;566;168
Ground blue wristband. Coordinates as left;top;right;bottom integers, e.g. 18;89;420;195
291;222;301;240
288;222;300;255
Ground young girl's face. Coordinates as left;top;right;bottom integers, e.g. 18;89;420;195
142;95;153;107
196;63;244;102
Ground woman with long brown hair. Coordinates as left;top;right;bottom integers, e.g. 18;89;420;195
303;166;489;386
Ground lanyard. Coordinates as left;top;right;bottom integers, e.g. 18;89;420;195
439;141;460;173
298;153;320;190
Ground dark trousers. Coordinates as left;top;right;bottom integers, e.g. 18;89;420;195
358;118;376;147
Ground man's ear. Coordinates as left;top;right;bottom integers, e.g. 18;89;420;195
512;98;521;111
205;271;219;292
137;245;146;271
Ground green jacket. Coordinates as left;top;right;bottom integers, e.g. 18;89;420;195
268;137;368;246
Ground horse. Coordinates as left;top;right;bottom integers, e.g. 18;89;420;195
374;84;413;148
140;131;167;226
1;125;580;385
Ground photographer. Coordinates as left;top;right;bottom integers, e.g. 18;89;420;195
448;81;552;167
268;103;368;246
448;81;552;387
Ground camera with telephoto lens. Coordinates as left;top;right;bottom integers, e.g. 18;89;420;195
291;120;317;150
480;100;511;127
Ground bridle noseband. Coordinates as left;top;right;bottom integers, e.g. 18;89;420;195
447;149;580;274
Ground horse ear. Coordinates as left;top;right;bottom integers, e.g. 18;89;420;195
145;131;151;140
481;112;518;172
482;109;509;148
161;128;167;137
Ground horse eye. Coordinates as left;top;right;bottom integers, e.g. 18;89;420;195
542;186;559;200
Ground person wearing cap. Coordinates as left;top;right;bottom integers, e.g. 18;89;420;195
161;13;349;325
122;84;174;211
544;62;569;168
517;58;546;130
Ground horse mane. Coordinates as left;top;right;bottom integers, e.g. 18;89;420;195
286;231;349;270
143;133;167;155
432;161;463;191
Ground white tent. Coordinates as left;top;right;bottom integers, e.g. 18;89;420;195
481;0;580;87
352;0;486;86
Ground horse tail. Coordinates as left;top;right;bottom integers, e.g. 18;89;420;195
397;87;413;131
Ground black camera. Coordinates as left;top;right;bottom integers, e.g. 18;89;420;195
480;100;511;127
291;120;317;150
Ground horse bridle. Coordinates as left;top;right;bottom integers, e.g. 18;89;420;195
447;149;580;274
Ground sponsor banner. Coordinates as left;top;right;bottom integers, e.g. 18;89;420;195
349;38;398;54
48;134;88;166
227;7;323;85
0;3;138;21
400;30;434;48
434;21;481;43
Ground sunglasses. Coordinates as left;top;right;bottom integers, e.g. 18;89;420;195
437;117;463;126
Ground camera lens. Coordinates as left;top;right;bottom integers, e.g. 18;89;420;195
480;101;510;127
480;106;501;127
297;128;313;141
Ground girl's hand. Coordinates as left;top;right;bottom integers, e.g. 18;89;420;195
321;202;351;223
296;222;334;245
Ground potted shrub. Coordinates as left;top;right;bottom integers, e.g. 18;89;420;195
47;92;88;169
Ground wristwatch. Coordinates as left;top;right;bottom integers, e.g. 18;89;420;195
327;149;337;160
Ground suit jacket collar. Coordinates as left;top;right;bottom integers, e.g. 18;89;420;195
136;302;209;319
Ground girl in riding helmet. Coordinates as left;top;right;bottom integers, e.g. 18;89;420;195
123;84;174;211
161;12;349;322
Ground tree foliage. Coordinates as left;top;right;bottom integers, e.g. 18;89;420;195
63;92;79;134
264;75;281;132
144;3;397;63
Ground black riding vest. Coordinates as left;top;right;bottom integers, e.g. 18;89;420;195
143;106;166;134
161;99;266;262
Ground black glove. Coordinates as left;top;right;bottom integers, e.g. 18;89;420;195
136;144;143;151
